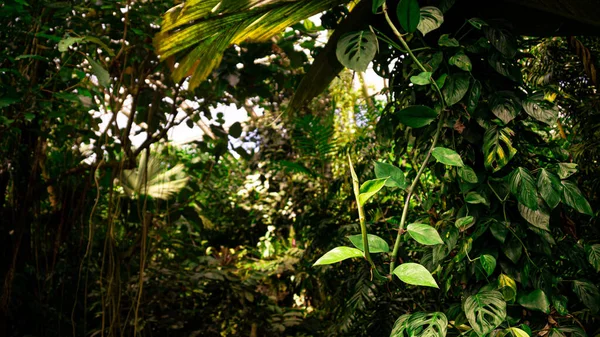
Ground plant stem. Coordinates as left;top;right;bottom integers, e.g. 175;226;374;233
382;1;447;274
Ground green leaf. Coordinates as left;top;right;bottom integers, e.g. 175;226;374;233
229;122;243;138
58;36;84;52
508;167;538;210
438;34;459;47
488;51;522;82
408;312;448;337
375;161;407;189
552;295;568;315
313;246;363;266
585;244;600;272
498;273;517;302
449;52;472;72
490;91;521;124
336;30;378;72
390;314;411;337
503;328;530;337
397;105;439;128
466;192;489;206
490;220;508;243
537;169;562;209
397;0;421;33
416;6;444;36
468;18;487;29
483;126;517;173
483;26;517;58
86;56;110;88
407;223;444;245
392;263;439;288
467;79;482;113
435;73;448;88
518;201;550;231
561;181;593;216
503;235;522;263
480;254;497;276
432;147;464;167
410;71;432;85
442;73;470;106
358;178;388;205
455;216;475;231
522;94;558;125
463;291;507;336
572;280;600;313
372;0;385;13
458;165;478;183
518;289;550;313
347;234;390;253
558;163;578;179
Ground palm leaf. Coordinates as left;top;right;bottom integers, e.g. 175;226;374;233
155;0;347;89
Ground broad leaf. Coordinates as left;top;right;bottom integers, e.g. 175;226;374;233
537;169;562;209
411;71;433;85
483;127;517;172
393;263;439;288
432;147;464;167
483;26;517;58
490;220;508;243
522;93;558;125
375;161;407;189
561;181;593;216
572;280;600;313
390;312;448;337
438;34;459;47
58;36;84;52
552;295;568;315
336;30;378;72
463;291;507;336
449;52;472;72
397;105;439;128
480;254;496;276
503;235;523;263
490;91;521;124
397;0;420;33
358;178;388;205
372;0;385;13
466;192;489;206
417;7;444;36
518;200;550;231
498;273;517;302
508;167;538;210
347;234;390;253
459;165;478;183
314;246;363;266
455;216;475;231
467;79;482;113
407;223;444;245
585;244;600;272
558;163;578;179
517;289;550;313
503;328;530;337
442;73;470;106
390;314;411;337
86;57;110;88
488;51;522;82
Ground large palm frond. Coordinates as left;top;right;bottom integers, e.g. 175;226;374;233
154;0;346;89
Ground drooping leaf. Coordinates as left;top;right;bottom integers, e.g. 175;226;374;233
435;73;448;88
557;163;578;179
58;36;84;52
467;79;482;113
522;93;558;125
463;291;507;336
561;181;593;216
417;6;444;36
86;56;110;88
518;200;550;231
572;280;600;313
503;235;523;263
498;273;517;302
490;220;508;243
537;169;562;209
411;71;433;85
449;52;472;72
490;91;521;124
458;165;478;183
466;192;489;206
392;263;439;288
432;147;464;167
358;178;388;205
483;26;517;58
480;254;497;276
438;34;459;47
313;246;363;266
483;127;517;172
585;244;600;272
348;234;390;253
336;30;378;72
407;223;444;245
397;105;439;128
397;0;421;33
390;314;411;337
508;167;538;210
517;289;550;314
552;295;568;315
442;73;470;106
455;216;475;231
375;161;407;189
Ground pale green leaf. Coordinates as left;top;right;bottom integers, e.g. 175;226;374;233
336;30;378;72
374;161;407;189
432;147;464;167
407;223;444;245
313;246;363;266
558;163;578;179
463;291;507;336
347;234;390;253
480;254;496;276
449;52;472;72
358;178;388;205
410;71;433;85
392;263;439;288
417;6;444;36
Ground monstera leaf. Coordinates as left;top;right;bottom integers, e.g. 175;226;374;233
390;312;448;337
483;126;517;172
463;291;507;336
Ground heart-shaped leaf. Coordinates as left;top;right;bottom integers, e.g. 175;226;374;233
509;167;538;210
561;180;593;216
522;93;558;125
375;161;407;189
407;223;443;245
518;289;550;313
347;234;390;253
314;246;363;266
585;244;600;272
449;52;472;72
498;273;517;302
490;91;521;124
537;169;562;209
518;200;550;231
397;105;439;128
417;6;444;36
480;254;496;276
558;163;577;179
392;263;439;288
336;30;378;72
442;73;470;106
432;147;464;167
459;165;478;183
397;0;421;33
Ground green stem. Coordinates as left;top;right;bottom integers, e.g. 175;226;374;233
382;1;447;274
